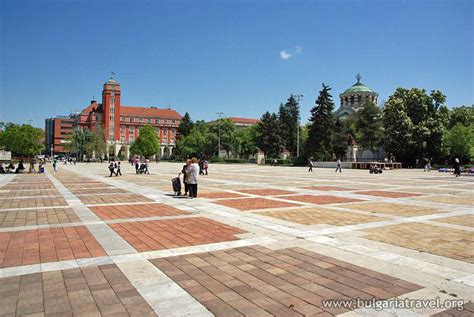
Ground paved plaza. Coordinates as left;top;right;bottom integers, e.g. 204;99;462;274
0;162;473;316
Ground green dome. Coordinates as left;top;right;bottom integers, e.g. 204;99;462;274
106;78;118;85
342;83;375;94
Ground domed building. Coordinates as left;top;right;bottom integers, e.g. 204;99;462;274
336;74;378;118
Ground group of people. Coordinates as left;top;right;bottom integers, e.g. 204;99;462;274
129;156;150;174
0;161;24;173
108;161;122;177
307;158;342;173
181;158;201;198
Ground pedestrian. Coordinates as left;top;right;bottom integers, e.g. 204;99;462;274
116;162;122;176
199;160;204;175
181;159;191;196
308;159;314;172
335;159;342;173
185;157;200;198
145;158;150;174
203;160;209;175
134;156;140;174
109;161;116;177
453;158;461;177
52;159;57;171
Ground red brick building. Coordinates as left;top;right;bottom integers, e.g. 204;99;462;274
45;116;75;155
47;78;182;159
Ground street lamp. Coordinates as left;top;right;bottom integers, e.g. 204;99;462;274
294;94;304;157
216;112;224;157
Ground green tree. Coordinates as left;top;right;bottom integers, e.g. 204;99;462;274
443;123;474;163
0;123;44;158
208;119;237;156
256;112;282;158
175;124;217;158
130;125;160;158
354;101;383;149
278;95;300;156
306;84;335;160
178;112;194;137
67;127;107;160
449;105;474;129
383;88;447;165
235;126;258;158
332;117;348;159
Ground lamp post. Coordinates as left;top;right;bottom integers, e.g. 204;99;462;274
294;94;304;157
216;112;224;157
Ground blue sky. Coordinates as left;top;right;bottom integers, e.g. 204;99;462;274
1;0;472;128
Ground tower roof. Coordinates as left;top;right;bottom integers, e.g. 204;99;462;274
105;77;119;85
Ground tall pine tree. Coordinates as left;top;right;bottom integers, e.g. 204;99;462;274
278;95;300;157
178;112;193;137
306;84;335;160
256;112;282;158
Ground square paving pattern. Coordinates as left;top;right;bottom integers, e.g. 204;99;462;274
304;186;354;191
434;215;474;228
215;197;301;211
417;195;474;206
110;217;246;251
364;223;474;263
152;246;422;316
0;196;68;210
78;193;154;205
347;202;444;217
258;207;383;226
0;226;106;268
199;192;247;199
89;203;189;220
0;208;80;227
0;264;156;316
282;195;364;205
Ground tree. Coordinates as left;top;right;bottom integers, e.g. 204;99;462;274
178;112;194;137
175;124;217;158
67;127;107;160
130;125;160;158
278;95;300;156
208;119;237;156
443;123;474;163
0;123;44;158
354;101;384;149
383;88;448;165
449;105;474;129
235;126;258;158
332;117;348;159
306;84;335;160
256;112;282;158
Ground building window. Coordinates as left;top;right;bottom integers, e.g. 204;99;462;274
171;128;176;134
120;137;125;143
130;117;134;122
109;136;114;142
96;115;100;121
109;125;115;132
110;115;115;121
120;116;125;121
139;118;143;123
155;119;159;124
163;128;168;135
120;126;125;133
110;108;115;113
147;118;151;123
172;120;176;124
130;126;135;132
164;119;168;124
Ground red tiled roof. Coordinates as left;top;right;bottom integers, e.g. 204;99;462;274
227;117;259;124
121;106;182;119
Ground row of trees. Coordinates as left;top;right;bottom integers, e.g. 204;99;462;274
0;122;44;158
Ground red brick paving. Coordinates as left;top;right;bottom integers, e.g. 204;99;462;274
110;217;246;251
282;195;364;205
0;208;80;227
304;186;354;191
0;196;68;209
78;193;154;205
199;192;247;199
215;197;301;211
152;246;422;316
0;264;157;316
69;187;128;195
0;226;106;268
89;203;189;220
236;188;296;196
355;191;422;198
0;189;61;198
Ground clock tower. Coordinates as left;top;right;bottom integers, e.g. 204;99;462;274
102;77;121;142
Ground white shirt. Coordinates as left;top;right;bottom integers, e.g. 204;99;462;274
185;163;200;184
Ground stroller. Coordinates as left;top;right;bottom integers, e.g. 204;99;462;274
137;163;147;174
369;165;383;174
172;173;182;196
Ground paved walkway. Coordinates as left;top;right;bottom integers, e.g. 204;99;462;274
0;162;472;316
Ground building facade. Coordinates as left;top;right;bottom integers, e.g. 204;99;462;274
45;116;75;155
46;78;182;159
335;74;378;118
226;117;259;129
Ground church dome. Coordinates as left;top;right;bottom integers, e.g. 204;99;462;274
342;82;375;94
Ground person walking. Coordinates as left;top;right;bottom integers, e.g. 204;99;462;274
335;159;342;173
145;158;150;174
181;159;191;196
308;159;314;172
52;159;57;172
453;158;461;177
116;162;122;176
185;157;200;198
134;156;140;174
109;161;116;177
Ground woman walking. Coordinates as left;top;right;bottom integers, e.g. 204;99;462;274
181;159;191;196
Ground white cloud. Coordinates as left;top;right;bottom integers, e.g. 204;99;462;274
280;45;303;60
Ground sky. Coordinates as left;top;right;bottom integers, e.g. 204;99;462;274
0;0;473;128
